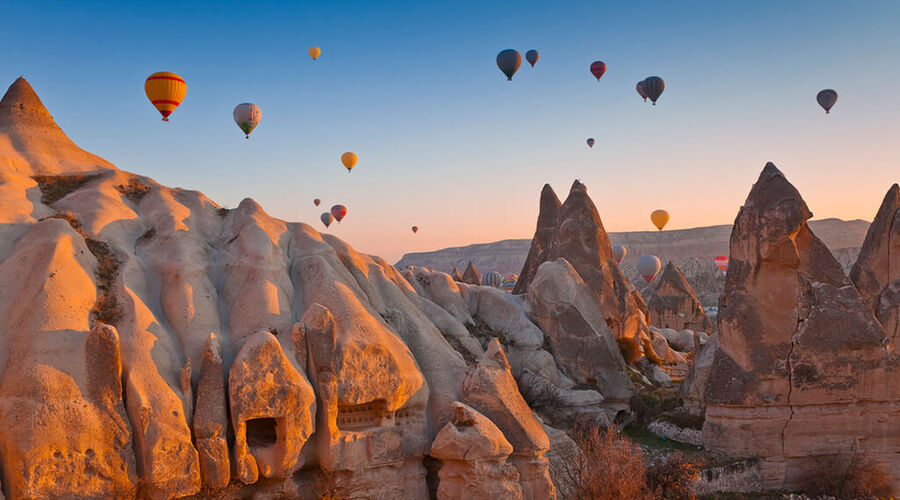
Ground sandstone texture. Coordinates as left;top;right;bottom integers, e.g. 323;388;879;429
646;261;713;332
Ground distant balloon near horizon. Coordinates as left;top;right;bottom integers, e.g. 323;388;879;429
637;255;662;283
233;103;261;138
612;244;626;263
331;204;347;222
715;255;729;276
144;72;186;121
525;49;539;67
589;61;606;81
341;152;358;172
313;198;321;207
501;274;518;291
496;49;522;81
817;89;838;113
411;225;418;234
320;212;333;228
650;209;669;230
586;138;595;148
636;81;648;102
482;271;502;288
309;46;321;60
642;76;665;104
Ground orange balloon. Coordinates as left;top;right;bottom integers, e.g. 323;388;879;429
650;210;669;231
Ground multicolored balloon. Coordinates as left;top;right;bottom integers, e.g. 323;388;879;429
817;89;837;114
525;49;539;67
636;81;648;102
341;152;358;172
314;198;321;207
642;76;665;104
590;61;606;81
612;244;627;263
144;72;186;121
320;212;333;228
496;49;522;81
233;103;261;139
309;46;321;60
331;204;347;222
650;209;669;231
637;255;661;283
715;256;729;276
481;271;503;288
586;138;595;148
501;274;518;291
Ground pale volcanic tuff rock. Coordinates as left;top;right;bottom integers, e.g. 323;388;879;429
0;78;559;498
696;163;900;490
462;261;482;285
646;261;713;332
850;183;900;342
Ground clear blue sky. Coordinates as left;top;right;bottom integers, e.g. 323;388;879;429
3;1;898;262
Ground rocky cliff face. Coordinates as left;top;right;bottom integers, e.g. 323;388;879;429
0;78;575;499
850;184;900;342
694;163;900;490
645;261;713;332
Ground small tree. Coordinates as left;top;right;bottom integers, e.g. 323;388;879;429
800;453;893;499
645;452;700;500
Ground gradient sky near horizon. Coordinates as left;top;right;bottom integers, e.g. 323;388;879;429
3;1;898;263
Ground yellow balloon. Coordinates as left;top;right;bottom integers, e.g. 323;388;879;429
650;209;669;231
309;46;321;60
144;72;186;121
341;152;358;172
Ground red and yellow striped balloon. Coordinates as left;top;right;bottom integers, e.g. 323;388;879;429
144;72;186;121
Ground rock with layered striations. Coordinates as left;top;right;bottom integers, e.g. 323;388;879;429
515;181;648;348
462;261;482;286
430;402;523;500
699;163;900;490
646;261;713;332
850;183;900;342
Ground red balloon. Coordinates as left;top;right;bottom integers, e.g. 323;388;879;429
590;61;606;81
331;204;347;222
313;198;321;206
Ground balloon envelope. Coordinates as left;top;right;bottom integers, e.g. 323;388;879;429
817;89;837;113
525;49;539;67
411;226;418;233
636;81;648;101
642;76;665;104
715;256;729;275
612;244;627;263
501;274;518;291
309;46;321;60
481;271;502;288
650;210;670;231
320;212;333;228
145;72;186;121
233;103;261;138
590;61;606;81
637;255;662;283
341;152;358;172
331;204;347;222
314;198;321;207
586;138;595;148
496;49;522;81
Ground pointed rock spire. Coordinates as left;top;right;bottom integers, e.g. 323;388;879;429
646;261;713;332
461;261;481;286
515;184;561;294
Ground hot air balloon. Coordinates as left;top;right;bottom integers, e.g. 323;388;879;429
612;244;627;263
589;61;606;81
501;274;518;291
309;46;321;60
642;76;665;104
411;226;419;234
320;212;333;228
586;138;595;148
496;49;522;81
314;198;321;207
481;271;503;288
525;49;539;67
714;256;729;276
817;89;838;113
637;255;661;283
341;152;358;172
144;72;186;121
650;209;669;231
331;204;347;222
233;103;261;138
636;80;648;102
